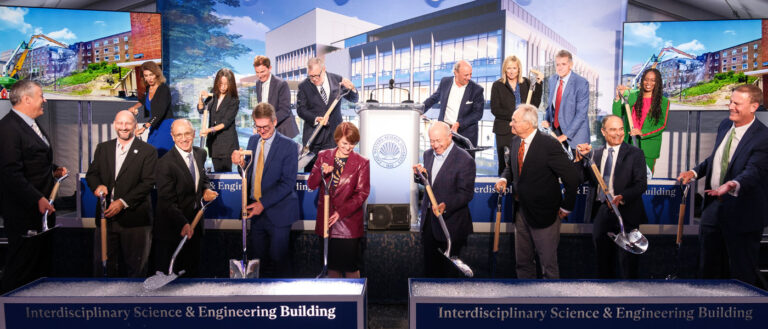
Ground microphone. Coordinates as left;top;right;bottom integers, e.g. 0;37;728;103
389;79;394;89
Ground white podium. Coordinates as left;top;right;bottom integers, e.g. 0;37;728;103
357;103;423;230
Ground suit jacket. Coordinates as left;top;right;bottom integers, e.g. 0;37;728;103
139;83;174;131
85;138;157;228
256;74;299;138
202;94;240;158
0;110;57;236
243;132;299;227
501;129;581;228
693;118;768;232
612;90;670;159
307;149;370;239
296;72;359;148
490;77;542;135
154;146;210;242
417;145;476;243
423;77;485;145
582;143;648;226
545;72;590;147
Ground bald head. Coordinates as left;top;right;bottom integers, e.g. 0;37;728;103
171;119;195;152
453;60;473;87
171;118;194;134
113;110;137;142
428;121;453;155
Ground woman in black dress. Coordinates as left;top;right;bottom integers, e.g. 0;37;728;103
197;68;240;172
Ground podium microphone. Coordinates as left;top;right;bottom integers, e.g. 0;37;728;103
389;79;395;89
366;89;379;103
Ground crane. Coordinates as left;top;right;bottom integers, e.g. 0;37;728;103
630;46;695;88
0;34;69;89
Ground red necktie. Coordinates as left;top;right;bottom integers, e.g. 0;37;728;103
554;79;563;129
518;140;525;175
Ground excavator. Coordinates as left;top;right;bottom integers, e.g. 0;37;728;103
630;46;695;88
1;34;68;89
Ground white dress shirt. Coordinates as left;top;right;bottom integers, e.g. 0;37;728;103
315;72;331;104
114;137;135;207
261;75;271;104
175;145;199;192
444;78;467;125
704;117;755;194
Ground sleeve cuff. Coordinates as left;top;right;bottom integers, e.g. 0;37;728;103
728;180;740;197
119;198;129;209
559;207;571;215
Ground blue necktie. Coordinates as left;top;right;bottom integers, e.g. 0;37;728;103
599;148;614;202
188;153;196;186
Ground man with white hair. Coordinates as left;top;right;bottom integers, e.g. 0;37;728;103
423;60;485;146
495;104;581;279
153;119;218;277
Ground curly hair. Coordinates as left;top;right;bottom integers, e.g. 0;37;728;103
633;68;663;124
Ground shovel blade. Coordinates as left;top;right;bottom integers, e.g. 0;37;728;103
229;259;260;278
143;270;180;290
297;152;315;170
608;229;649;255
439;248;474;278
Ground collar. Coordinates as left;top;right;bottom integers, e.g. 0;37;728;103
559;72;572;84
175;145;194;159
520;129;536;145
263;75;272;87
11;108;36;127
452;78;468;89
732;116;756;135
116;137;135;152
434;141;455;158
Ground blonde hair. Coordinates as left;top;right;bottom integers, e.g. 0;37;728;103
501;56;523;85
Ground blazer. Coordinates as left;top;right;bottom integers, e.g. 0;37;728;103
139;82;174;131
85;138;157;228
582;143;648;227
417;145;476;243
296;72;359;148
307;149;370;239
243;132;299;227
693;118;768;232
490;77;542;135
545;72;590;147
202;94;240;158
256;74;299;138
0;110;57;235
154;146;210;242
612;90;670;159
423;76;485;145
501;129;581;228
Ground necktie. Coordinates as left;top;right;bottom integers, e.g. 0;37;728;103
554;79;563;129
188;152;196;188
253;139;265;201
320;86;328;105
517;140;525;175
599;148;614;202
31;122;49;146
719;128;736;184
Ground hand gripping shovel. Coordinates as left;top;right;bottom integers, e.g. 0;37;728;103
416;170;474;277
667;181;691;279
24;173;69;238
99;192;108;277
489;191;503;278
586;154;648;254
230;150;260;278
298;88;352;169
617;91;641;148
317;172;333;278
144;196;216;290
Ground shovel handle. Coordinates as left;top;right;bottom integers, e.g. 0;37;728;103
493;209;501;252
100;217;107;263
239;150;252;221
676;204;685;245
323;194;329;238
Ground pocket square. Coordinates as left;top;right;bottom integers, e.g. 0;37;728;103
465;101;473;104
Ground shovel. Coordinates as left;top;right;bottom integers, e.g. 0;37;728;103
199;96;212;148
525;69;543;105
666;181;691;279
617;91;641;148
99;192;108;277
230;150;260;278
416;170;474;277
298;89;352;170
317;171;333;278
144;196;216;290
586;154;648;254
23;173;69;238
489;146;510;277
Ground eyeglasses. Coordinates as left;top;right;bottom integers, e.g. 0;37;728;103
173;132;194;139
308;73;322;79
253;124;273;132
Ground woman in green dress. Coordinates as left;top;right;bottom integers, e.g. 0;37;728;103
613;68;669;172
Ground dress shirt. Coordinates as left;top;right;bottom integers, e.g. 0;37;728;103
175;145;199;192
114;137;135;207
430;141;455;184
600;144;621;196
11;108;48;145
700;117;755;195
261;75;271;104
444;78;467;125
315;72;331;105
552;72;572;107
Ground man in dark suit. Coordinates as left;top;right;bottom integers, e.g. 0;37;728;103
413;121;475;277
678;84;768;287
423;60;485;146
576;115;647;279
154;119;218;277
296;57;359;172
495;104;581;279
231;103;299;277
86;110;157;277
254;55;299;139
0;80;67;292
542;50;590;152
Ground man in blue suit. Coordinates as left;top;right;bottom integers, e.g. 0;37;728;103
413;122;475;277
678;84;768;287
297;57;358;172
231;103;299;277
542;50;590;152
423;60;485;146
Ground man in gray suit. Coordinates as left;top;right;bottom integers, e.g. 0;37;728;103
254;56;299;139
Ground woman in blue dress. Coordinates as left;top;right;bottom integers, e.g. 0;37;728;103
128;61;174;157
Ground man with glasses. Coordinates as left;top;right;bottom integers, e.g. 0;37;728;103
231;103;299;277
296;57;358;172
86;110;157;277
153;119;218;277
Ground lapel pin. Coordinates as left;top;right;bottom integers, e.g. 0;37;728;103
134;149;138;154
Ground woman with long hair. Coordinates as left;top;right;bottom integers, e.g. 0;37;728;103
490;55;542;175
307;122;370;278
613;68;669;172
197;68;240;172
128;61;174;157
